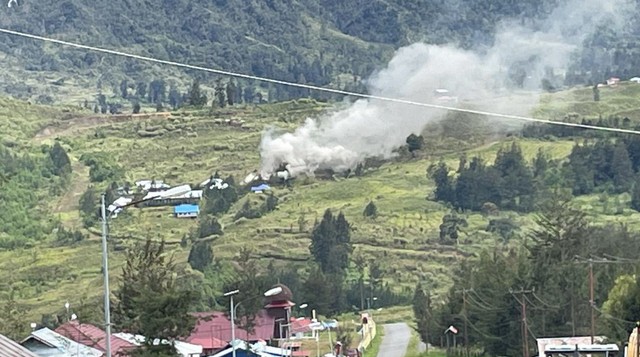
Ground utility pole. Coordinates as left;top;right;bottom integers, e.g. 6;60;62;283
456;288;472;357
574;255;636;344
589;259;595;344
100;194;112;357
511;289;534;357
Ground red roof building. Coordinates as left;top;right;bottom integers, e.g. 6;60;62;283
190;311;277;341
54;321;137;356
190;284;299;354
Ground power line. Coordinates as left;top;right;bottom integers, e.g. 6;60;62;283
466;294;502;311
470;290;501;309
530;292;561;309
2;27;640;136
592;305;637;325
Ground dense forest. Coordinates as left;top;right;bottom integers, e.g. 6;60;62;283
2;0;640;102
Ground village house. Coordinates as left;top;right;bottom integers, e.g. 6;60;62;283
188;284;310;356
21;328;103;357
113;333;202;357
174;203;200;218
142;187;203;207
606;77;621;86
135;179;171;192
0;333;38;357
55;320;137;356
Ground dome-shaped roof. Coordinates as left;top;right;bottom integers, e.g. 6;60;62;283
265;283;293;303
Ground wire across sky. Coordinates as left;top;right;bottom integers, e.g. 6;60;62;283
2;27;640;135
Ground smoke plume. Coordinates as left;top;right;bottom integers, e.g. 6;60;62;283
259;0;632;177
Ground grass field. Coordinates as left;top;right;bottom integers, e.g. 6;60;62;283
5;81;640;325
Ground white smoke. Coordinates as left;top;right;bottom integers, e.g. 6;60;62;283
259;0;633;178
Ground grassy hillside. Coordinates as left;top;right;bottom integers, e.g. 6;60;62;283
4;82;640;326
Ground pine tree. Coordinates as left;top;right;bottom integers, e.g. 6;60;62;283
136;82;147;99
197;216;224;238
188;241;214;272
49;142;72;176
113;239;197;354
413;283;432;345
363;201;378;218
226;80;236;106
335;212;351;245
566;143;595;195
406;133;425;152
168;85;182;110
120;79;128;99
611;142;634;193
533;148;549;179
79;186;97;222
310;209;336;272
428;161;454;203
631;183;640;212
189;79;206;107
302;267;332;316
494;142;533;211
215;79;226;108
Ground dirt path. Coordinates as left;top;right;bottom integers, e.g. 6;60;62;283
34;112;172;140
51;160;90;228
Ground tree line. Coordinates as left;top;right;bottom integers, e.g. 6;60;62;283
430;138;640;218
413;196;640;356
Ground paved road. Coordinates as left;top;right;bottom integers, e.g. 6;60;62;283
376;323;412;357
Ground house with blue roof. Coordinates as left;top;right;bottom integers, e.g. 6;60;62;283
174;204;200;218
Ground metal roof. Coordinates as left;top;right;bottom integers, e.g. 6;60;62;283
54;321;136;355
0;333;38;357
174;204;200;214
22;328;103;357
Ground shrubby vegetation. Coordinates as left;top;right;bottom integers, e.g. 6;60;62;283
0;143;71;249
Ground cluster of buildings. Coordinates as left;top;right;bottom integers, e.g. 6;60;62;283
107;178;222;220
105;174;279;221
0;285;353;357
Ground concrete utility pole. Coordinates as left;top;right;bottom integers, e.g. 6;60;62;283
100;194;112;357
511;289;534;357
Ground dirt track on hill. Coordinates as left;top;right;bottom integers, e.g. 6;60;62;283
34;112;172;140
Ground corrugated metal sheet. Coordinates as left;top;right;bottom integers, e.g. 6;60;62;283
0;333;38;357
24;328;103;357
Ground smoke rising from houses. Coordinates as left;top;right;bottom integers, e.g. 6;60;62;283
259;0;633;177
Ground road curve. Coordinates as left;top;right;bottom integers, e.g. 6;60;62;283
376;323;412;357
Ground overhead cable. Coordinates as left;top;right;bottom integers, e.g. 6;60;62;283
2;28;640;135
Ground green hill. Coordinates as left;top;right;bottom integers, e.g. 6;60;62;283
4;80;640;333
2;0;640;105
